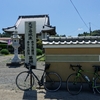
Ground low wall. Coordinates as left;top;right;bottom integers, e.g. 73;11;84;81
45;48;100;81
46;62;100;81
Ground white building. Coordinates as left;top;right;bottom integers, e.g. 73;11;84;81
2;14;56;40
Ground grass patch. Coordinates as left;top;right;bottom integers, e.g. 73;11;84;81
37;54;45;61
38;56;45;61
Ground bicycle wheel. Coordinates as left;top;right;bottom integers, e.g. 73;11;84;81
95;76;100;94
66;73;82;95
16;71;34;91
43;72;62;92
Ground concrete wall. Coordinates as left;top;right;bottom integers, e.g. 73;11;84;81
45;48;100;81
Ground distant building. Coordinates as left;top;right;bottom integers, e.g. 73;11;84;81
2;14;56;40
2;14;56;52
0;37;11;44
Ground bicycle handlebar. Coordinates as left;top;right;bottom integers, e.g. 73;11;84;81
70;64;82;71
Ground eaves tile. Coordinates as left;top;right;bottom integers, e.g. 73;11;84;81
42;36;100;47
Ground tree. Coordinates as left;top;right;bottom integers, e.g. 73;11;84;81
54;34;66;37
78;30;100;36
0;33;2;37
0;32;11;37
92;30;100;36
36;38;42;49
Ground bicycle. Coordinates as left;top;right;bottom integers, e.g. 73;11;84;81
66;64;100;95
16;63;62;92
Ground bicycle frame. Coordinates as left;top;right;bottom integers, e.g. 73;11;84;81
67;64;100;94
28;68;46;87
16;63;62;92
74;68;100;93
25;63;55;88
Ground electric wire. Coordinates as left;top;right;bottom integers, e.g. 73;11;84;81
91;22;100;29
70;0;88;29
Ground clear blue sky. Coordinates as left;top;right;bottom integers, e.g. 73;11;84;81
1;0;100;36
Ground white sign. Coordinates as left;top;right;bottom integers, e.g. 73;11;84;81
25;21;36;67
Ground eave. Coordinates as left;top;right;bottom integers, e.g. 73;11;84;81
42;36;100;48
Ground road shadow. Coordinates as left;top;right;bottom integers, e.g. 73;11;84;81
21;84;100;100
39;89;100;100
23;90;37;100
37;83;100;100
6;62;24;68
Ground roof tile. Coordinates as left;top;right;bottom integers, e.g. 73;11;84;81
43;36;100;45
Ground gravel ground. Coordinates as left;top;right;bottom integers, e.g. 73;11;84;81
0;55;100;100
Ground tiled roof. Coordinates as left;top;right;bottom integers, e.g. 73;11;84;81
2;15;51;34
43;36;100;45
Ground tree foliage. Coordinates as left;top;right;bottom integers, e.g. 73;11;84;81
55;34;66;37
0;49;10;55
0;32;11;37
78;30;100;36
36;38;42;49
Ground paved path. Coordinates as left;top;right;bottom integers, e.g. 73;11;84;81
0;55;100;100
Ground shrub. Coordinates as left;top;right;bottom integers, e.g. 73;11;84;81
0;44;13;53
0;44;7;49
37;48;42;55
0;49;10;55
36;38;43;49
7;45;14;53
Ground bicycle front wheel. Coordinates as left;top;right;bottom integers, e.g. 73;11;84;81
16;71;34;91
66;73;82;95
43;72;62;92
95;76;100;94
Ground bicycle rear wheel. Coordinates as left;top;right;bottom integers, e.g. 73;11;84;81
66;73;82;95
43;72;62;92
16;71;34;91
95;76;100;94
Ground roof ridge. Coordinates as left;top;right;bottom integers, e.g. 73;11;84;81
18;14;49;19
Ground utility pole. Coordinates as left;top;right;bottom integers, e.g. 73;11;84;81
89;22;91;36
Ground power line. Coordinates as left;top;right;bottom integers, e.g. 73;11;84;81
70;0;88;29
91;22;100;29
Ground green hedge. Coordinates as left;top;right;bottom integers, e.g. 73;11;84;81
0;43;43;55
0;44;7;49
37;48;42;55
36;38;43;49
0;44;13;53
0;49;10;55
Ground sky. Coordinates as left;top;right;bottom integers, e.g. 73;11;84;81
0;0;100;36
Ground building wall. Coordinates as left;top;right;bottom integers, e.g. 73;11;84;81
45;48;100;81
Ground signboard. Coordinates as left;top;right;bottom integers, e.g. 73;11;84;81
25;21;36;68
